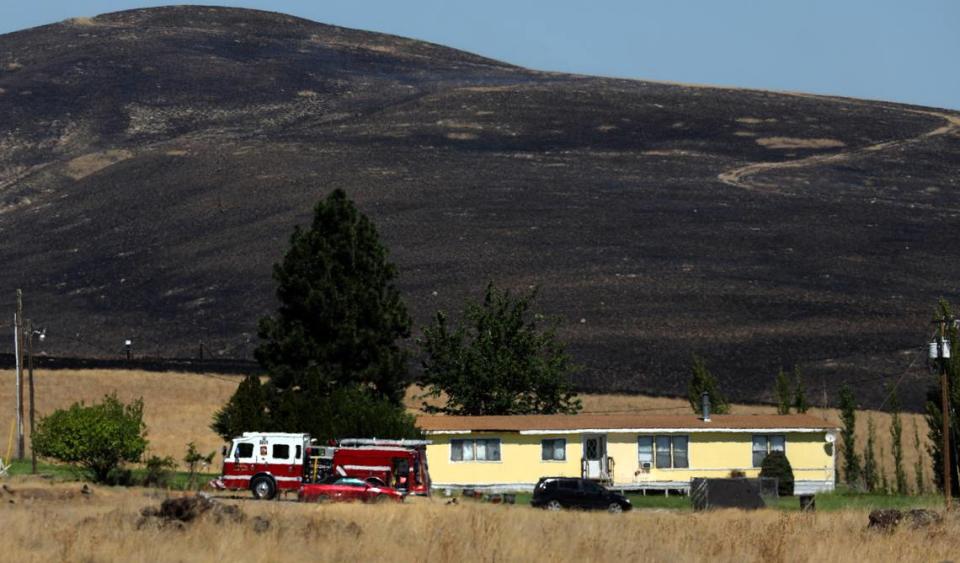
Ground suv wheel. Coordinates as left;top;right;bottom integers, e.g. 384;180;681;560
607;502;623;514
545;499;562;511
251;476;277;500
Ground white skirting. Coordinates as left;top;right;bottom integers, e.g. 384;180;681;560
433;479;835;495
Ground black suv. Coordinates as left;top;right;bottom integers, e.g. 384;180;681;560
531;477;632;513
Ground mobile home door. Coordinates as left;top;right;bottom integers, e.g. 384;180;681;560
582;435;607;479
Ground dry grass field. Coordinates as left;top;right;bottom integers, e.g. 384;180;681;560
0;369;240;465
0;476;957;563
0;369;935;488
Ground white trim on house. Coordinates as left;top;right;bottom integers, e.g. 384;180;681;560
480;426;830;436
432;480;836;494
422;427;831;435
519;428;831;435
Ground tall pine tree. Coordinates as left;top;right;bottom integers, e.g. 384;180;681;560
863;415;879;492
879;446;890;495
839;384;862;488
774;368;792;415
792;367;809;414
888;387;908;495
914;418;926;495
256;188;412;404
211;375;269;439
687;355;730;415
213;189;418;440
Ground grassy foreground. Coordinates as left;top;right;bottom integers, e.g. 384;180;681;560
0;477;956;563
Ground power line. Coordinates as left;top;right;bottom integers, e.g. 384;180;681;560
876;353;921;412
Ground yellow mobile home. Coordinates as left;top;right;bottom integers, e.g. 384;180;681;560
417;413;838;494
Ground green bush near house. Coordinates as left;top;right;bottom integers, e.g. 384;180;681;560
760;451;795;496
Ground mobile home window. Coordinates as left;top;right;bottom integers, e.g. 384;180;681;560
541;439;566;461
672;436;689;468
653;435;689;469
637;436;654;468
655;436;672;468
450;439;501;462
752;435;786;467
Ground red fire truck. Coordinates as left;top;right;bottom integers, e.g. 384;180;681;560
211;433;431;500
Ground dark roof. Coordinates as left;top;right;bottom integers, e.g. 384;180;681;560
417;414;837;433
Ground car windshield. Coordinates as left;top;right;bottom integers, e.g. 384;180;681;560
334;478;367;487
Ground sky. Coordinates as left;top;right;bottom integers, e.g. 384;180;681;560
2;0;958;110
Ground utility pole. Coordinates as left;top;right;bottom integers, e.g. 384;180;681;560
14;289;24;461
26;319;37;474
934;316;952;510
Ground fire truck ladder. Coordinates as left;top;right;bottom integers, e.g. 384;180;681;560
338;439;432;447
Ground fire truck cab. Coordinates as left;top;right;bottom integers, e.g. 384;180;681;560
215;432;308;499
212;433;431;500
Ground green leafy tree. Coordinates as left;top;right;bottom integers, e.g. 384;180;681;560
211;375;270;440
687;355;730;415
913;418;926;495
417;283;581;415
925;299;960;497
184;442;216;490
32;394;147;483
214;189;418;440
792;367;809;414
759;451;795;496
774;368;792;415
838;384;861;488
888;388;908;495
863;416;879;492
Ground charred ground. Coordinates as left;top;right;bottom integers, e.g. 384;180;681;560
2;6;959;408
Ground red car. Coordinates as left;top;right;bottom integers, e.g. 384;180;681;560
298;478;405;503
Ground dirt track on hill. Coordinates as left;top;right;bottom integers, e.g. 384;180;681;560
718;99;960;193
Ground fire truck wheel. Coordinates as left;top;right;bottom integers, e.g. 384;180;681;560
251;476;277;500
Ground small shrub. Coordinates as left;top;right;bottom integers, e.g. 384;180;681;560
759;451;795;496
729;469;746;478
106;467;135;487
142;455;177;488
184;442;215;490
